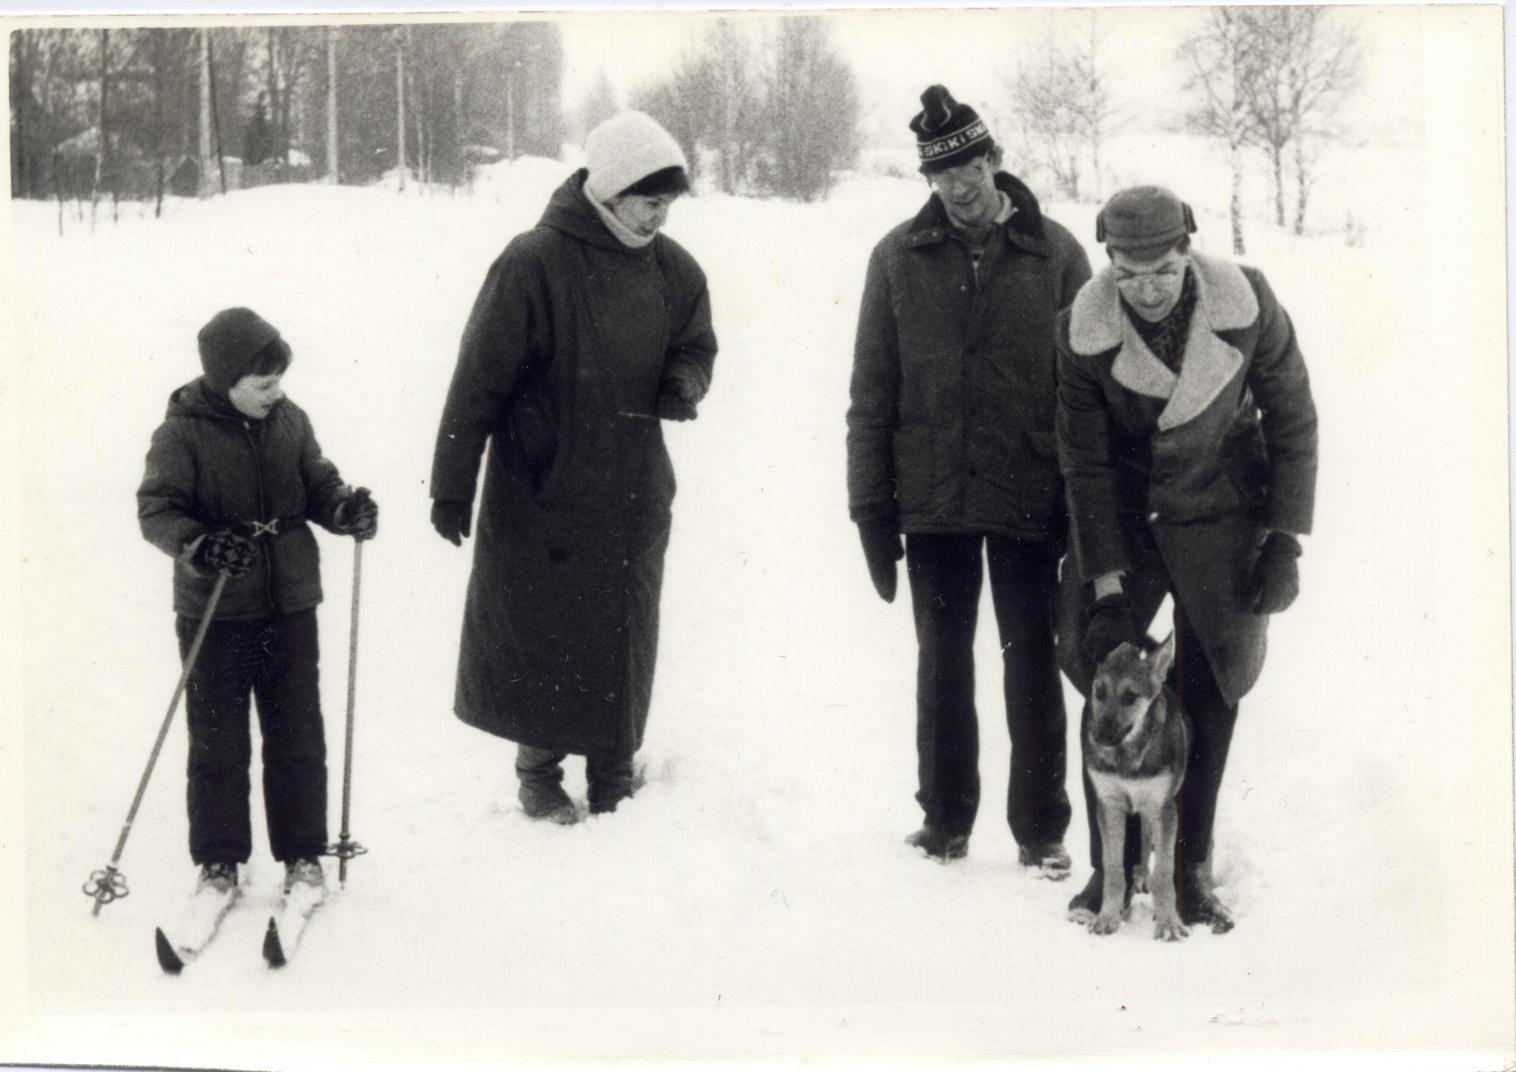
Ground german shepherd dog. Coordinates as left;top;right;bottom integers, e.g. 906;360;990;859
1081;633;1191;941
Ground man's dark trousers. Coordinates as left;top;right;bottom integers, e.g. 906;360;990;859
177;608;329;865
905;533;1071;844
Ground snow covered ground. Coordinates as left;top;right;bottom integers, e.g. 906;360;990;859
3;75;1512;1072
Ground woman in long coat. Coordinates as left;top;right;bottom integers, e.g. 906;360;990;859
430;112;717;823
1055;186;1317;931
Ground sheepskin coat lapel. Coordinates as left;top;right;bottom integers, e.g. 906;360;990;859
1068;253;1259;431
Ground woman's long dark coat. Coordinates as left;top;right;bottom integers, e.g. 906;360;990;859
1054;253;1317;704
430;172;717;757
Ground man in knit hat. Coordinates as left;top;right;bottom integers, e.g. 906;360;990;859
1055;185;1317;933
431;111;716;824
847;85;1091;870
137;308;378;914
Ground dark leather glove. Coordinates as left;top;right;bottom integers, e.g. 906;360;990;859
1083;592;1139;666
334;487;379;541
1248;531;1301;614
857;518;904;603
195;528;256;577
431;500;472;547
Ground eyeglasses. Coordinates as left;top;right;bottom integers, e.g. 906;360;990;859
1114;263;1185;298
927;159;991;192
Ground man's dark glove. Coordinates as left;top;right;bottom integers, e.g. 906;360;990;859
1083;592;1139;666
857;518;904;603
195;528;256;578
1247;531;1301;615
431;500;473;547
334;487;379;542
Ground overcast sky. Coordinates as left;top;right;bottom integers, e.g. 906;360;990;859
558;6;1420;150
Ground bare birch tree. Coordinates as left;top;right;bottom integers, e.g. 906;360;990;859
1180;7;1260;254
1242;6;1362;234
576;70;618;142
1007;13;1115;202
325;27;338;183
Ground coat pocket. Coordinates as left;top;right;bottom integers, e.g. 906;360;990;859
1026;429;1058;461
1222;418;1269;517
508;391;561;496
976;433;1064;536
890;425;934;509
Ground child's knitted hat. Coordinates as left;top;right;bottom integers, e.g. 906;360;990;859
197;307;283;394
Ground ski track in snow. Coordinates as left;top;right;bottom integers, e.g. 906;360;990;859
10;157;1507;1063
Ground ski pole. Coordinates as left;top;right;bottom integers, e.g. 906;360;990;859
85;572;229;916
325;539;368;886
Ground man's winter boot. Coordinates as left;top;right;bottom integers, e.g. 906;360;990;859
1017;841;1073;881
905;826;969;862
1178;860;1234;933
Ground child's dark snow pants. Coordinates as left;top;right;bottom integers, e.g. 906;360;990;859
177;608;328;865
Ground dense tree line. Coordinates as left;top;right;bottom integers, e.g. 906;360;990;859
9;22;564;206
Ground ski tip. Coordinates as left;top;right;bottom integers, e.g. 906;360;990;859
154;927;184;975
262;917;286;969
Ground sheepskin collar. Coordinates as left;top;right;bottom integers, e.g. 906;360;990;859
1069;253;1260;431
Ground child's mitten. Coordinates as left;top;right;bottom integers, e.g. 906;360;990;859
195;528;256;577
335;487;379;541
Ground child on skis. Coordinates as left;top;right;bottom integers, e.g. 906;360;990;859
137;307;378;902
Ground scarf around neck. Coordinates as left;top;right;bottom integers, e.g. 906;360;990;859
587;190;658;250
1123;266;1198;373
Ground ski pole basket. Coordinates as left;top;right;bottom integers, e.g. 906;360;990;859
86;572;229;916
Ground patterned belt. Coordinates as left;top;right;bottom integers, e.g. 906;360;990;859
227;516;307;538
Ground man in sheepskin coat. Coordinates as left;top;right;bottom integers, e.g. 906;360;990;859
1055;185;1318;932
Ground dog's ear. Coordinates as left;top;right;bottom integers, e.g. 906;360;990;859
1150;631;1176;684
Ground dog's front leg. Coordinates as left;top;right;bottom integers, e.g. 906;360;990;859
1091;800;1128;936
1149;800;1189;942
1132;820;1151;895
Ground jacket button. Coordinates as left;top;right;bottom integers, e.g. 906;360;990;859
1148;511;1160;522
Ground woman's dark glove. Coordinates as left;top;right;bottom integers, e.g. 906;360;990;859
857;518;904;603
334;487;379;541
656;391;698;422
194;528;256;577
657;365;709;422
431;500;473;546
1248;531;1301;614
1083;592;1139;665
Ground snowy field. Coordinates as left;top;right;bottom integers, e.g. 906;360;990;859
3;78;1512;1072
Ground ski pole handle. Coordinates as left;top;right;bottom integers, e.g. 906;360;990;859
88;572;229;916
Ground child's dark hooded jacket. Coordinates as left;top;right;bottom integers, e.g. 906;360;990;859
138;377;350;621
